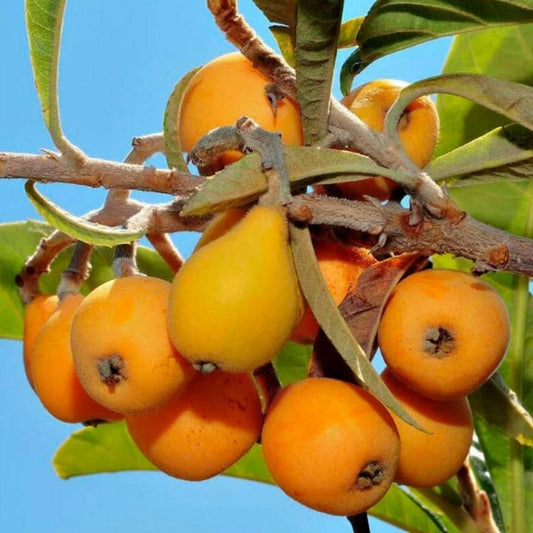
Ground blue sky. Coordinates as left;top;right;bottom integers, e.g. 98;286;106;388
0;1;452;532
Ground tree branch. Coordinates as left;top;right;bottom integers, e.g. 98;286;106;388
0;152;203;195
288;195;533;277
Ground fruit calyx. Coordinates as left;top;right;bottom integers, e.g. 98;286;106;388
423;327;455;357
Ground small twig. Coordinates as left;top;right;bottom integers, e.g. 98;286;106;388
146;233;184;274
457;462;500;533
124;133;165;165
57;241;93;299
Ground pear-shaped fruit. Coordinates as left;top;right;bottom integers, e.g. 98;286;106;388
168;205;304;373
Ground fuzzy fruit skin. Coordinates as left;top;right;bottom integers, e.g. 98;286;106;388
338;79;439;201
31;293;121;423
378;269;510;401
381;368;474;488
291;239;376;344
71;276;195;415
126;371;263;481
261;377;400;516
168;205;304;373
23;293;59;389
179;52;303;168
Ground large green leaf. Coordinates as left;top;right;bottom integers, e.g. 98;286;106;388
25;0;79;154
181;146;408;216
54;421;274;483
25;0;66;133
427;124;533;185
385;74;533;147
294;0;344;144
0;221;173;341
340;0;533;92
437;24;533;157
53;418;460;533
370;485;452;533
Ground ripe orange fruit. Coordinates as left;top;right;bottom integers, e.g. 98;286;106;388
179;52;303;168
378;269;510;401
31;293;121;424
71;276;195;415
291;239;375;344
23;293;59;389
339;79;439;200
381;368;474;487
126;371;263;481
261;377;400;516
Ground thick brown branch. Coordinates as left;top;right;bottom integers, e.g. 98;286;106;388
0;152;203;195
288;195;533;277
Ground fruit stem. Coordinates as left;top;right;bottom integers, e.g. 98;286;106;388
347;513;371;533
113;242;138;277
57;240;92;299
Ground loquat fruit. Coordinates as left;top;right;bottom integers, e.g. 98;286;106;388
339;79;439;201
381;368;474;488
31;293;121;424
71;276;195;415
22;293;59;389
378;269;510;401
179;52;303;169
126;371;263;481
261;377;400;516
168;204;304;374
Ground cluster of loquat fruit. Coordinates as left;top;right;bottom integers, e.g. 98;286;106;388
21;52;511;518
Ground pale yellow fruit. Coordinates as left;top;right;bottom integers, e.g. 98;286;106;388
168;205;304;373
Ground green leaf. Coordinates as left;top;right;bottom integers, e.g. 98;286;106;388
272;341;312;386
411;486;479;533
295;0;344;144
370;484;452;533
385;74;533;149
25;181;145;246
53;421;156;479
289;222;423;430
53;420;273;483
180;146;408;217
25;0;79;155
427;124;533;185
25;0;66;133
469;373;533;447
469;442;506;531
0;221;172;341
437;24;533;157
355;0;533;74
163;68;200;172
252;0;297;28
